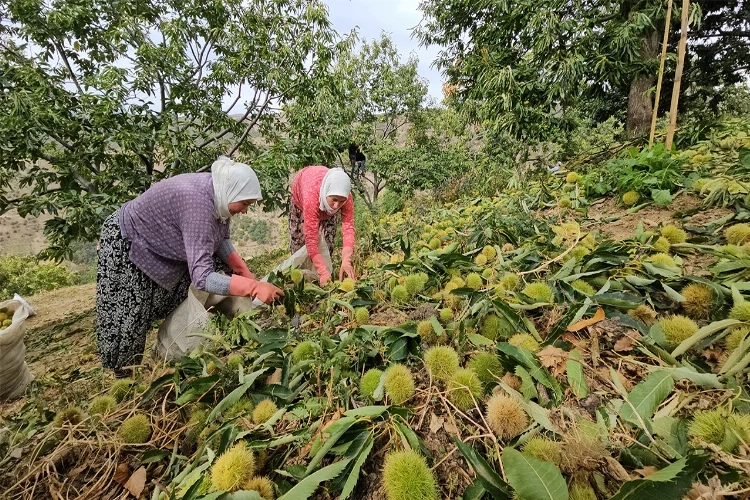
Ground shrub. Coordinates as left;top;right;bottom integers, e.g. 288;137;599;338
379;190;405;215
0;255;76;299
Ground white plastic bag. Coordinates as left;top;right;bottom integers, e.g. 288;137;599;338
154;231;333;361
269;230;333;278
0;294;36;400
153;286;213;363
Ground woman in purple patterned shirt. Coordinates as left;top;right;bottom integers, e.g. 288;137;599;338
95;156;283;375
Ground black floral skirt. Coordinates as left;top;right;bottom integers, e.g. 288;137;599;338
95;210;229;370
288;203;339;256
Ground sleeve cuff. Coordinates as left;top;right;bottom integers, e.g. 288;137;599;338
204;272;231;295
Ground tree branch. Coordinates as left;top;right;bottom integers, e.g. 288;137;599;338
2;187;64;210
228;96;272;156
138;153;154;176
53;40;83;95
197;89;261;149
689;30;750;39
224;83;243;114
46;131;73;151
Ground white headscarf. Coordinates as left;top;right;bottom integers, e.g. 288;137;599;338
319;167;351;215
211;156;262;222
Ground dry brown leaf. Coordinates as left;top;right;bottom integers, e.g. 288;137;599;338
537;346;568;377
124;466;147;498
614;331;642;352
299;409;344;459
604;456;632;482
265;368;283;385
567;307;605;332
67;464;87;480
701;347;724;364
113;463;130;485
684;476;726;499
321;408;344;433
598;367;633;392
429;414;444;434
635;466;659;477
443;420;459;436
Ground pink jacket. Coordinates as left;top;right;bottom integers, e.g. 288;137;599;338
291;166;355;279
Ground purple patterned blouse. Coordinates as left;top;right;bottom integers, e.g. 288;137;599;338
119;173;230;291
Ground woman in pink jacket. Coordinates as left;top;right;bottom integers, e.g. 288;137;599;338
290;166;355;285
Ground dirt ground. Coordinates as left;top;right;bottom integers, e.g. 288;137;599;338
585;193;731;241
0;210;50;255
0;284;103;420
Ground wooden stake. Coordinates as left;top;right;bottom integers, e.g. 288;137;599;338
665;0;690;149
649;0;673;147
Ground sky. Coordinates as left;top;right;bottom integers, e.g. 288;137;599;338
324;0;444;102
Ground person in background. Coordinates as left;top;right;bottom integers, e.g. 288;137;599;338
96;156;283;375
289;165;355;286
348;143;358;174
355;146;367;178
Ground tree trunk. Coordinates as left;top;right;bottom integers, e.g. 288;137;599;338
626;29;660;138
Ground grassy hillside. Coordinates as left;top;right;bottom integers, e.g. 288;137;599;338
2;120;750;499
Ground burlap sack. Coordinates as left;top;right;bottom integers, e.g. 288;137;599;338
0;295;36;400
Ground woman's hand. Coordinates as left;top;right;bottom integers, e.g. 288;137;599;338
339;262;355;281
251;281;284;303
228;275;284;303
339;247;355;281
319;272;332;287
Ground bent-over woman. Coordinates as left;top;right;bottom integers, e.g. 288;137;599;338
289;166;355;286
96;156;283;374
